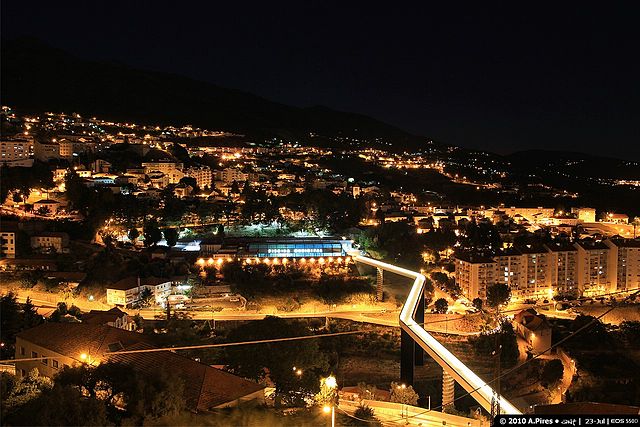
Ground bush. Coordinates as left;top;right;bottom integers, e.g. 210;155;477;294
541;359;564;388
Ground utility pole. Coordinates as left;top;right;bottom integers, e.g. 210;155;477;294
491;304;502;419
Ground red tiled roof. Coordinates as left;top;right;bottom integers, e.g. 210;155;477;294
16;323;156;363
82;307;128;325
18;323;264;411
108;342;265;411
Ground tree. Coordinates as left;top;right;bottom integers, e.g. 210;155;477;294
431;272;449;287
230;180;240;194
472;297;483;311
434;298;449;314
143;220;162;247
541;359;564;388
4;383;109;426
389;382;419;405
486;283;511;308
138;287;153;307
56;362;185;423
4;368;53;410
1;293;43;359
128;227;140;243
344;404;382;427
224;317;329;405
163;227;179;247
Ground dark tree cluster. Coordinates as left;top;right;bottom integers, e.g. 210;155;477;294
0;293;42;360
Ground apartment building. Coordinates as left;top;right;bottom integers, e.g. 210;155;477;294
0;230;17;259
106;276;173;306
185;166;213;188
605;239;640;291
520;245;551;299
34;140;60;161
455;253;496;301
545;242;578;296
0;138;33;167
456;238;640;302
574;241;612;296
216;167;247;184
142;161;184;184
30;232;70;254
494;248;524;293
572;207;596;223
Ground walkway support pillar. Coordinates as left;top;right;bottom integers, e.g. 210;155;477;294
400;328;415;386
414;288;425;366
442;369;455;412
376;267;384;301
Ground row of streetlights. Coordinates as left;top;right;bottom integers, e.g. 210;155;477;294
197;256;353;267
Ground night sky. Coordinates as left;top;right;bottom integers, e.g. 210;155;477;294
2;1;639;159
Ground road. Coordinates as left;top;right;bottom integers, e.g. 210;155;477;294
3;286;480;335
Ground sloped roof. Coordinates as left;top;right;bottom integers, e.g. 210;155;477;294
108;342;265;411
18;324;264;411
17;323;156;363
82;307;128;325
514;309;551;332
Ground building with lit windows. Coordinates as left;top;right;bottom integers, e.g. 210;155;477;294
454;253;496;301
142;161;184;184
0;138;33;167
605;238;640;291
185;166;213;188
199;237;355;261
545;242;578;297
574;241;612;296
0;230;17;259
520;245;551;299
494;248;524;296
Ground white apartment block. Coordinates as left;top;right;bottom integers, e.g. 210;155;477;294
574;241;612;296
520;246;551;299
545;243;579;296
185;166;213;188
455;254;496;301
142;161;184;184
605;239;640;291
456;239;639;302
1;138;33;166
30;232;70;254
0;231;17;259
34;140;61;161
216;168;247;184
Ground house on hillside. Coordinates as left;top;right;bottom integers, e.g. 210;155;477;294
82;307;136;331
15;323;265;411
514;309;552;354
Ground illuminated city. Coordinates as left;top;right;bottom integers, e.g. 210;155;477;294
1;3;639;426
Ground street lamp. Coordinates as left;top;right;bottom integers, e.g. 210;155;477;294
321;376;337;427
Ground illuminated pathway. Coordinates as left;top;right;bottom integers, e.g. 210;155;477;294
354;255;522;415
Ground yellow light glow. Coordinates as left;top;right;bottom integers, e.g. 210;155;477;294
80;353;87;361
323;405;331;413
325;375;337;389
